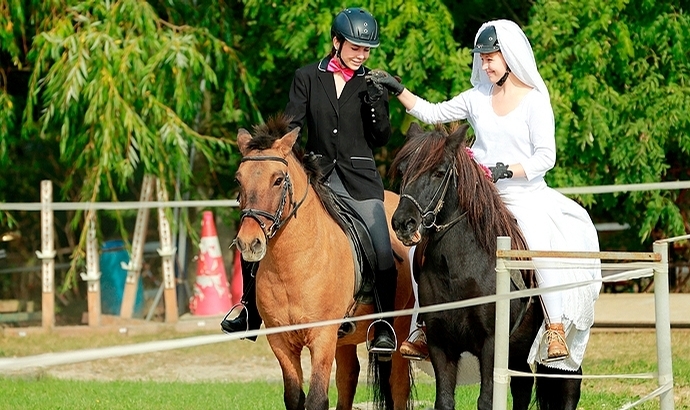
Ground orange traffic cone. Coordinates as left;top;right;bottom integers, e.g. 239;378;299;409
189;211;233;316
230;249;243;306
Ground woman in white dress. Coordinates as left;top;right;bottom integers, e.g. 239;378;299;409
368;19;601;371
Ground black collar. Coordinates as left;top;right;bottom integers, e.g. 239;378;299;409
317;56;366;77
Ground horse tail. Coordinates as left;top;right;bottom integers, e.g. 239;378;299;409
534;364;583;409
367;353;393;410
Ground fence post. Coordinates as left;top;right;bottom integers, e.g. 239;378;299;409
653;241;675;409
121;174;155;318
80;212;101;326
493;236;512;410
156;179;178;323
37;180;56;329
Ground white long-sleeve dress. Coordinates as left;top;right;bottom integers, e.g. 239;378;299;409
407;82;602;371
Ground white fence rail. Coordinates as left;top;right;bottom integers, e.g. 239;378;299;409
494;237;676;410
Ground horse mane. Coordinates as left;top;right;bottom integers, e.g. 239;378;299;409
391;123;528;254
245;114;342;226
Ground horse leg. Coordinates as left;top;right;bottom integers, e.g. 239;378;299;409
268;335;305;410
305;329;339;410
508;355;534;410
389;352;412;410
334;344;360;410
535;364;582;410
429;345;459;410
390;315;413;410
477;338;496;410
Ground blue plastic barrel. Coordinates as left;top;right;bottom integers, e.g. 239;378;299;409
100;240;144;317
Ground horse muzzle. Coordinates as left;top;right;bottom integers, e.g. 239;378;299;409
234;235;266;262
394;228;422;247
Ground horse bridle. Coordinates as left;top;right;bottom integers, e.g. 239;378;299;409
400;159;467;233
238;155;309;240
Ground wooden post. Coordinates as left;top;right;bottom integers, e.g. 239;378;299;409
120;174;155;318
157;179;178;323
80;212;101;326
36;180;56;329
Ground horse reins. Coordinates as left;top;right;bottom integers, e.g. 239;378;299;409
238;155;309;240
400;160;467;233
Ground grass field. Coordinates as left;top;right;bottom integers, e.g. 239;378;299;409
1;328;689;409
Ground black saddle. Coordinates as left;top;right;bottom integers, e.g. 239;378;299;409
327;189;377;305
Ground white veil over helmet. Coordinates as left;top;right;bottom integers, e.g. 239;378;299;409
470;19;550;99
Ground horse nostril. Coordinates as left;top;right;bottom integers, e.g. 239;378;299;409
235;238;246;252
250;237;263;253
406;217;419;232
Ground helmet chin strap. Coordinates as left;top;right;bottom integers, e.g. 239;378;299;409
336;41;356;70
496;67;511;87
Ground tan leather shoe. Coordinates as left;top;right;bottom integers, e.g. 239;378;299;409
545;322;569;361
399;326;429;361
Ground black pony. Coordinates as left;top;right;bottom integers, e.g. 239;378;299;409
390;123;582;410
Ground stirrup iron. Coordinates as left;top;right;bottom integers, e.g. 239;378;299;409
365;319;397;356
221;303;249;335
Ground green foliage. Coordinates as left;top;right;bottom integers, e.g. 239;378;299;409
1;0;262;290
0;0;689;295
529;0;690;242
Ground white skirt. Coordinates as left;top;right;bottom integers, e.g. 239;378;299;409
501;183;601;371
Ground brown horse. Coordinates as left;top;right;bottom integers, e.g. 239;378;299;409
233;116;415;410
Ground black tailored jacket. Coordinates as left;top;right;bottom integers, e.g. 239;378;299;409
284;56;392;201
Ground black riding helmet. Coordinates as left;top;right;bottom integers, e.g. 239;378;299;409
472;25;499;53
331;8;380;48
472;25;511;86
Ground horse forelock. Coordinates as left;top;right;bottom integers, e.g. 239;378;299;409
392;127;448;188
245;114;304;161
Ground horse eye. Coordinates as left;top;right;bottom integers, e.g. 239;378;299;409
274;177;283;186
433;169;445;179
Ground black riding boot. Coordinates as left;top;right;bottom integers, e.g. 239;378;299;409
369;266;398;356
220;258;263;341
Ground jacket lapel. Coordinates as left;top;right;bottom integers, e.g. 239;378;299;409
317;57;339;112
338;66;366;106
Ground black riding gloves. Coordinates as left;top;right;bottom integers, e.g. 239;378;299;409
366;69;405;96
365;76;385;103
489;162;513;183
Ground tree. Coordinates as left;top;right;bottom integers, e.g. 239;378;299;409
529;0;690;244
1;0;689;296
0;0;261;289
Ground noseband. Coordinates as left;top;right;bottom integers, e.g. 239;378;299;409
238;155;309;240
400;159;467;232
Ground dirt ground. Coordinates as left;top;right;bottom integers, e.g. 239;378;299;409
4;313;436;386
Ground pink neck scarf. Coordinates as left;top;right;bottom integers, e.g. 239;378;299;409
327;57;355;82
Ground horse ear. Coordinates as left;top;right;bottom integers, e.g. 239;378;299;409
406;122;424;139
448;123;471;151
275;127;301;156
447;125;465;153
237;128;252;156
